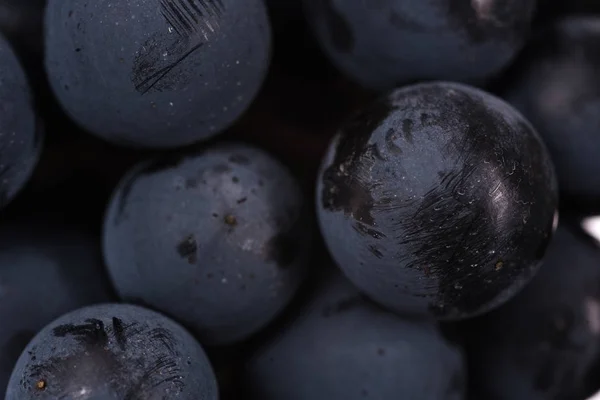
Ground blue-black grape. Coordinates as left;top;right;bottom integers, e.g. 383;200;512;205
504;17;600;200
465;222;600;400
317;81;558;320
44;0;271;148
0;33;42;208
245;269;465;400
103;143;311;345
5;303;218;399
0;221;113;396
303;0;535;90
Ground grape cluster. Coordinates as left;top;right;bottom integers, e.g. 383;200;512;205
0;0;599;399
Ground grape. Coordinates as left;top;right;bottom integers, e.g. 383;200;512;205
303;0;535;90
317;81;558;320
466;222;600;400
505;17;600;200
103;143;311;345
245;269;465;400
0;221;113;396
5;303;218;399
0;33;42;208
44;0;271;148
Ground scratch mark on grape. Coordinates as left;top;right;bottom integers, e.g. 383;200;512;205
131;0;225;94
135;42;204;94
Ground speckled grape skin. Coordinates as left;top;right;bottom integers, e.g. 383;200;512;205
5;304;218;400
467;223;600;400
44;0;271;148
303;0;535;90
103;143;311;345
0;222;113;396
245;270;465;400
0;34;42;208
504;17;600;200
316;81;558;320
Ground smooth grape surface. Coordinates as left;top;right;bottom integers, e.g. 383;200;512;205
505;17;600;200
5;303;218;400
45;0;271;148
317;81;558;320
245;269;465;400
0;33;42;208
0;221;113;396
466;223;600;400
303;0;535;90
103;143;311;345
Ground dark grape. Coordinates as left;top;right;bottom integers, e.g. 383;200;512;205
5;303;218;399
317;81;558;320
505;17;600;200
0;33;42;208
44;0;271;148
0;221;113;396
303;0;535;90
103;143;311;345
245;269;465;400
466;222;600;400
